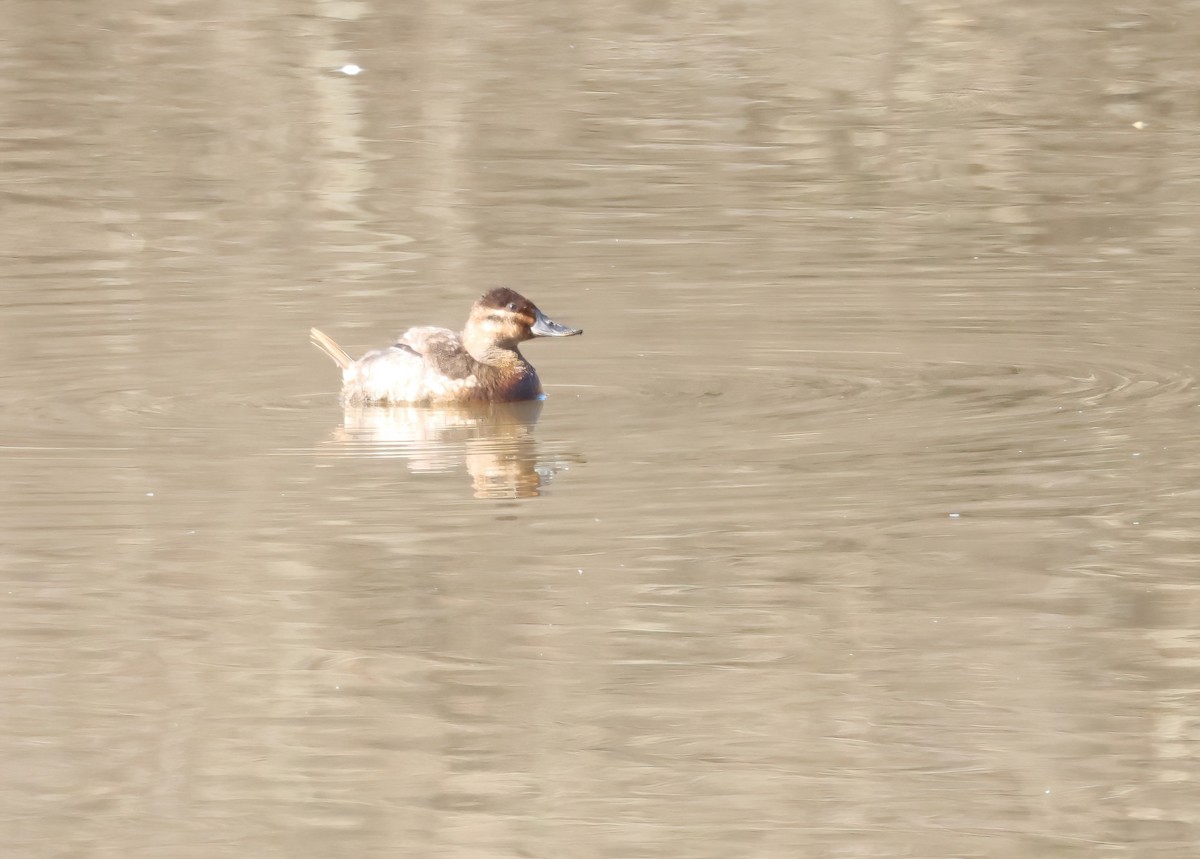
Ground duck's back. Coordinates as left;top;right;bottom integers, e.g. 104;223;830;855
399;327;475;378
342;326;480;405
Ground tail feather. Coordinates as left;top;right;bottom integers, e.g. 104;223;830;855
309;327;354;371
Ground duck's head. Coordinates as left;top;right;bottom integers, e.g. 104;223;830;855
467;287;583;349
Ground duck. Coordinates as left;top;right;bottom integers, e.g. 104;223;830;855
310;287;582;405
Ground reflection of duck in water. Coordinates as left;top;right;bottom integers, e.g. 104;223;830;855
327;401;581;499
310;288;582;406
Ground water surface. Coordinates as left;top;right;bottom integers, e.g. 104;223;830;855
2;1;1199;856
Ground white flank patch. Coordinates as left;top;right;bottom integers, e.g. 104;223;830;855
344;348;479;405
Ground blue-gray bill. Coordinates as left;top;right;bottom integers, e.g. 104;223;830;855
531;310;583;337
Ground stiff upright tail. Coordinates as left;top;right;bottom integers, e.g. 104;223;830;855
309;327;354;371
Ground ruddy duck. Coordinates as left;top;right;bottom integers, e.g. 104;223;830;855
310;287;582;405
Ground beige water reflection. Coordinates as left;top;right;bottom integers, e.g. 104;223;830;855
320;401;576;499
3;0;1200;857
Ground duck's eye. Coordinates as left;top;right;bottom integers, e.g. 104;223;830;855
506;302;518;312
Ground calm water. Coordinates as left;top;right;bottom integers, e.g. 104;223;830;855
2;1;1199;856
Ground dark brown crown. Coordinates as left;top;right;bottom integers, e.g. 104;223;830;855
477;287;534;313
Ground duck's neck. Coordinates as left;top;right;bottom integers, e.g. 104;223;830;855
463;330;527;368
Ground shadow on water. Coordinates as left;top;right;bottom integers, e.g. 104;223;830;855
315;399;581;499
